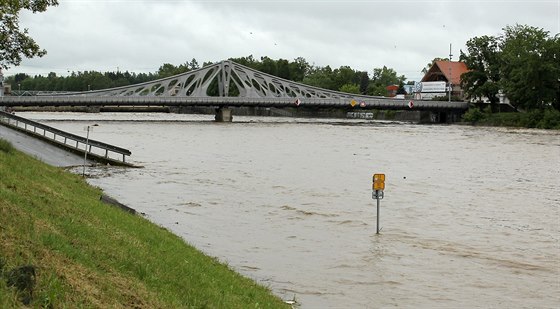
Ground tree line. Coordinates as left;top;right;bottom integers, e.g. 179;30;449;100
4;55;408;97
1;0;557;114
8;25;558;114
6;70;158;93
460;24;559;112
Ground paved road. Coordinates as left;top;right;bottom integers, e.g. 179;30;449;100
0;125;93;167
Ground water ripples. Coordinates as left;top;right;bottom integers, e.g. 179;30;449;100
22;112;560;308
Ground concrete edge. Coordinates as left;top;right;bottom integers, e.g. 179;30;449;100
100;194;143;215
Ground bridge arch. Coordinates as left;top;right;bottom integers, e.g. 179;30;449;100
1;60;469;121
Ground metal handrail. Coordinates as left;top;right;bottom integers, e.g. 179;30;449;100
0;111;131;162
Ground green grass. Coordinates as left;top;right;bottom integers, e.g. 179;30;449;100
0;139;15;154
0;139;288;308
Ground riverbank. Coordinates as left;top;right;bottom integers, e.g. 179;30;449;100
461;108;560;129
0;139;288;308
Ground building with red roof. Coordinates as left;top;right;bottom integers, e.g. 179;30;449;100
416;61;469;100
385;84;399;97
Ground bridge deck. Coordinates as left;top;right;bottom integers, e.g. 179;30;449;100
0;60;469;112
1;96;469;111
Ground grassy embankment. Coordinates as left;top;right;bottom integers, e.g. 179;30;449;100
461;108;560;129
0;139;288;308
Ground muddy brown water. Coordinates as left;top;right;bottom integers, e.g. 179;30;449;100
23;112;560;308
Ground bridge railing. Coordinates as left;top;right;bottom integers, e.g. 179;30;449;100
0;111;132;164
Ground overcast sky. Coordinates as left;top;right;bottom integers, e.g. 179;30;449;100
6;0;560;82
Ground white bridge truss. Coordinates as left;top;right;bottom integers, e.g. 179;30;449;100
60;60;369;100
2;60;468;111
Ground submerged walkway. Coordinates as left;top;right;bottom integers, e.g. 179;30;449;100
0;125;92;168
0;111;134;167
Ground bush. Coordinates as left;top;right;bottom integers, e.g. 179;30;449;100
537;109;560;129
0;139;14;154
514;110;560;129
463;108;560;129
490;112;522;127
462;108;486;123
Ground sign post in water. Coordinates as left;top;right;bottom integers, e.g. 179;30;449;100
372;173;385;234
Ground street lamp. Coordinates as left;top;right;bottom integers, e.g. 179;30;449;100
82;124;99;177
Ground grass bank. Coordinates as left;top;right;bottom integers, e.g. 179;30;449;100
461;108;560;129
0;139;288;308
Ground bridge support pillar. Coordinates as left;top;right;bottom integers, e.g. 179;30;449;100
215;107;233;122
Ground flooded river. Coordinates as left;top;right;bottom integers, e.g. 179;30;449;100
23;112;560;308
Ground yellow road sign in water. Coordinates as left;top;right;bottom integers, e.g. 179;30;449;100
372;173;385;191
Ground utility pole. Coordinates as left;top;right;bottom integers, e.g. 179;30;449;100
82;124;99;177
0;69;4;97
448;43;453;103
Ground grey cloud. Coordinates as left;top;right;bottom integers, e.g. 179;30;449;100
8;0;559;83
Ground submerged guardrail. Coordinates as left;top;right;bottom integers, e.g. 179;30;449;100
0;111;132;166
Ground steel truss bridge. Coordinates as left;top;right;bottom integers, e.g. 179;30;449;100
0;60;468;121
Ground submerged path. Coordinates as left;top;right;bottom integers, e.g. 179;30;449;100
0;125;93;167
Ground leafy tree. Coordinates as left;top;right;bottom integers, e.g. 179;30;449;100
339;83;360;94
368;66;405;96
332;66;358;91
173;59;199;75
157;63;179;78
187;58;199;70
0;0;58;69
358;71;369;94
303;65;335;90
13;72;30;83
230;56;307;82
460;25;559;112
229;55;257;68
276;58;290;79
499;24;559;111
460;35;502;112
289;57;310;82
